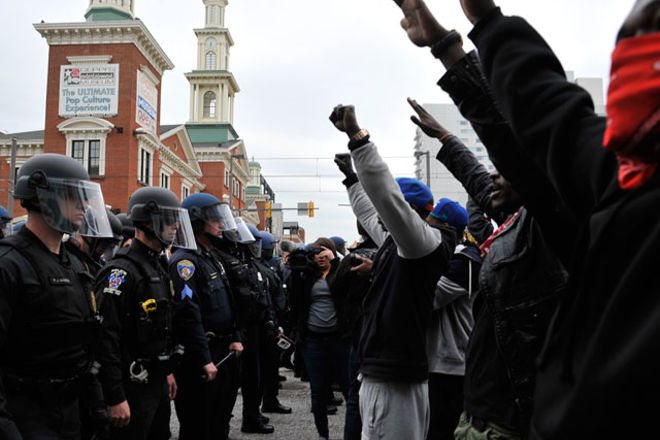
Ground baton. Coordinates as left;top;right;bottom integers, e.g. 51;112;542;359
201;350;236;380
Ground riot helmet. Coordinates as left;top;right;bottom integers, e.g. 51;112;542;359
127;187;196;250
226;216;256;244
0;205;11;238
116;213;135;244
246;222;263;259
181;193;237;239
14;154;111;236
260;230;276;260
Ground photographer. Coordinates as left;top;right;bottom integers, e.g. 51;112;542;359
288;238;350;440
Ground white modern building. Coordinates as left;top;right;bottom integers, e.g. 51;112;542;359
413;72;605;207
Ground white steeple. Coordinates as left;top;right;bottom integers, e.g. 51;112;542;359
186;0;239;124
86;0;135;21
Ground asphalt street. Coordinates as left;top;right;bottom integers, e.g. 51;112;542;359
169;368;346;440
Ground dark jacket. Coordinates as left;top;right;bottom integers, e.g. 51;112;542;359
436;52;568;426
469;8;660;439
330;239;378;346
288;255;341;344
169;246;241;370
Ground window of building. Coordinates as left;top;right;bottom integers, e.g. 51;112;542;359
459;120;467;126
160;173;170;189
205;51;217;70
139;148;152;185
225;170;229;187
203;91;217;118
460;129;472;134
70;139;101;176
182;184;190;200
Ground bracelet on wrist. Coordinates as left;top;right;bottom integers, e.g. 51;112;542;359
438;133;454;143
430;30;463;59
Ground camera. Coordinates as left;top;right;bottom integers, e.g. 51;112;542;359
286;247;323;272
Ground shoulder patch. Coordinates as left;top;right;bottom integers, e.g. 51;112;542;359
104;268;128;295
177;259;195;281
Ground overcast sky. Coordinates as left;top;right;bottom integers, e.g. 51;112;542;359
0;0;633;243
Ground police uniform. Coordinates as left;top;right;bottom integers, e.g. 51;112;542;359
253;257;288;411
0;226;101;439
95;239;176;440
169;246;241;440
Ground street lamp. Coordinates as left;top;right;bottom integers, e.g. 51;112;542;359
229;153;245;211
414;150;431;187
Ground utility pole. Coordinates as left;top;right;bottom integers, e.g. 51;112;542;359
7;137;17;236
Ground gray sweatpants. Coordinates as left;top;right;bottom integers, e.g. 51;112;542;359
359;376;429;440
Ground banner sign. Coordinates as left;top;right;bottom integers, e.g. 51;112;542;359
136;70;158;133
59;64;119;118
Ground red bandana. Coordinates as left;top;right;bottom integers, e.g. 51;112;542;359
479;208;521;257
603;32;660;190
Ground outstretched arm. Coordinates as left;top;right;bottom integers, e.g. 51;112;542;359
330;106;449;259
335;154;388;247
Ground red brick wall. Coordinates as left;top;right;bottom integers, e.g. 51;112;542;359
43;43;162;213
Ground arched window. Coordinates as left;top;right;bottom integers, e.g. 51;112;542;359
203;91;217;118
205;51;217;70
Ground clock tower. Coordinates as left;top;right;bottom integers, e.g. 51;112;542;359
186;0;239;124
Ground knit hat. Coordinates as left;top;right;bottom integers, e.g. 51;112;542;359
395;177;434;212
431;198;468;231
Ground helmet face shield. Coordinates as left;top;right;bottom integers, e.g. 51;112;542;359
36;179;112;236
150;207;196;250
226;217;255;244
203;203;237;233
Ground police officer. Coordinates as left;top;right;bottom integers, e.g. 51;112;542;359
169;193;244;440
95;187;196;440
0;153;113;439
253;229;291;415
64;209;123;440
66;209;123;273
116;213;135;248
0;205;12;238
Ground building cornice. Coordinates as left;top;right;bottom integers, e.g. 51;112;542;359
184;71;240;93
193;27;234;46
34;20;175;75
0;142;44;157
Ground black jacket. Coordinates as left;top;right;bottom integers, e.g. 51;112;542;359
436;52;568;427
330;239;378;346
288;255;341;344
470;8;660;439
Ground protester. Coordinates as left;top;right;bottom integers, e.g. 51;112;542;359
331;111;458;440
288;238;350;440
329;222;378;440
424;199;477;440
452;0;660;437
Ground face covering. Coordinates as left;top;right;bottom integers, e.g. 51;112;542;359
603;32;660;190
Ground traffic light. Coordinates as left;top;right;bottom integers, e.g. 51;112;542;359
308;201;314;217
265;202;272;219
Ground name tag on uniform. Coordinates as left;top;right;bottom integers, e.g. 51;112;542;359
150;277;161;283
49;277;72;286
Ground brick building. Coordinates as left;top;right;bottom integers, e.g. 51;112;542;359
0;0;269;227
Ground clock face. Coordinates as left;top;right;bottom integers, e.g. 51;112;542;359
206;38;216;49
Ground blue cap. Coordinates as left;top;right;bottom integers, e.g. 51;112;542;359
395;177;433;211
329;236;345;248
431;198;468;231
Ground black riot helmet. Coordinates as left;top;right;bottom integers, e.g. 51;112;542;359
116;213;135;243
14;153;112;236
127;186;196;250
